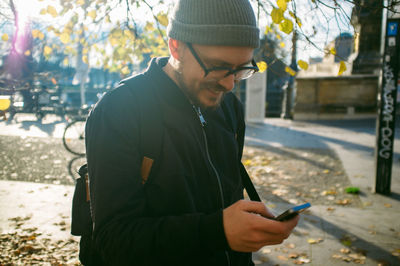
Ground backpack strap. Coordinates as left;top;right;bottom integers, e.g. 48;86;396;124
120;73;163;185
221;96;261;202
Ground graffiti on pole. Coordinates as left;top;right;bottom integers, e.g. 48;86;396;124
379;62;396;159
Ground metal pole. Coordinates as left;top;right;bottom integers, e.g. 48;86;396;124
375;0;400;195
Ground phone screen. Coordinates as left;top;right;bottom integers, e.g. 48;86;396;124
274;202;311;221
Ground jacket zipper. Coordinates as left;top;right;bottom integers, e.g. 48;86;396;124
193;106;231;266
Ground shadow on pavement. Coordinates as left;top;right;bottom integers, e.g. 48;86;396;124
246;121;400;160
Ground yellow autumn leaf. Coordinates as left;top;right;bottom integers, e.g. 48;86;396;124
63;57;69;65
47;5;58;17
1;33;9;41
338;61;346;76
277;0;287;11
285;66;296;76
264;25;272;35
82;55;88;64
271;8;284;24
157;13;168;27
38;31;45;40
24;50;31;56
88;10;97;20
60;33;70;44
40;8;46;15
32;29;40;38
109;37;119;46
298;60;309;70
77;0;85;6
330;47;337;55
43;46;52;56
121;66;130;75
276;34;281;40
243;159;252;166
279;18;293;34
257;61;268;73
105;15;111;23
280;42;285;48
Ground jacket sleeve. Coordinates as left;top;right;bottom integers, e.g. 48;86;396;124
85;86;228;265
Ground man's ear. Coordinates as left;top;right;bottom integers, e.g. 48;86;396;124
168;38;182;60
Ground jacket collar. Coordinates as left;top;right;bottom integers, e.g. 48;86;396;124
144;57;194;112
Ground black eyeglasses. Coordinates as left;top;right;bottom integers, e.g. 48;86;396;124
186;43;259;81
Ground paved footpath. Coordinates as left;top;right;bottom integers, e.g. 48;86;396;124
247;118;400;265
1;116;399;265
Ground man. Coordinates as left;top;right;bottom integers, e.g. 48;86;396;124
85;0;299;265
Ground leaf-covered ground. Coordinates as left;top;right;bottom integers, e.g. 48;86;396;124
0;135;366;265
242;146;363;207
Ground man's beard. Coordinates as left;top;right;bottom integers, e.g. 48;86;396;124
174;69;226;110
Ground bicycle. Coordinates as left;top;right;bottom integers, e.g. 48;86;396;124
62;105;91;156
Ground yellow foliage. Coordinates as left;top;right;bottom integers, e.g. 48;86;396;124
40;8;46;15
285;66;296;76
264;25;273;35
109;37;119;47
297;60;309;70
60;33;70;44
338;61;347;76
271;8;284;24
257;61;268;73
330;47;337;55
63;57;69;65
279;18;293;34
77;0;85;6
1;33;9;41
105;15;111;23
88;10;97;20
82;55;88;64
276;34;281;40
121;66;130;75
157;13;169;27
277;0;287;11
32;29;40;38
38;31;45;40
43;46;52;56
24;50;31;56
280;42;285;48
47;5;58;17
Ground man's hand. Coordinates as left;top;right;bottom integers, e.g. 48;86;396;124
223;200;299;252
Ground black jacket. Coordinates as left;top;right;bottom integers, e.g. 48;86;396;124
85;57;253;266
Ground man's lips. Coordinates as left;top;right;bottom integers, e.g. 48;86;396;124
205;87;223;97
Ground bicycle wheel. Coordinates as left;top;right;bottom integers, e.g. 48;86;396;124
63;119;86;156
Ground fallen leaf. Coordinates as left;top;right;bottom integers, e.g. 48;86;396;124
392;249;400;257
307;238;323;244
261;248;271;254
277;255;288;261
384;203;392;208
289;253;299;259
327;207;335;212
286;243;296;249
340;248;351;254
332;254;342;259
336;199;351;205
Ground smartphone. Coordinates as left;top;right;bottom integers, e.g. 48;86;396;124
274;202;311;221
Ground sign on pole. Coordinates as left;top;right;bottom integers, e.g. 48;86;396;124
375;4;400;195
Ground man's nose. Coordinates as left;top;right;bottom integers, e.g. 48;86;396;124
218;74;236;92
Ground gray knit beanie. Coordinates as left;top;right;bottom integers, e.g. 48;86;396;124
167;0;260;48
